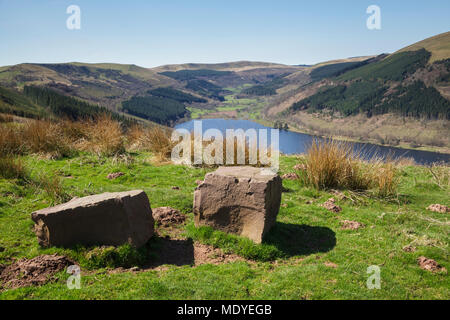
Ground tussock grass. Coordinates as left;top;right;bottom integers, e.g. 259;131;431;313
80;115;125;157
298;139;400;196
0;156;27;180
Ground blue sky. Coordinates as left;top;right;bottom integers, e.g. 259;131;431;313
0;0;449;67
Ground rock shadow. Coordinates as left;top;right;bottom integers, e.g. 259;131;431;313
147;237;195;268
264;222;336;257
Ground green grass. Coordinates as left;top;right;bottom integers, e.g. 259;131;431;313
0;153;449;300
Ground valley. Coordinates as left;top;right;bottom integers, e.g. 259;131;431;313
0;32;449;153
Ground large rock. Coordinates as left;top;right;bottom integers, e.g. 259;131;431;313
193;167;282;243
31;190;154;248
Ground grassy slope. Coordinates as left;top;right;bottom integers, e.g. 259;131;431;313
397;31;450;63
0;154;448;300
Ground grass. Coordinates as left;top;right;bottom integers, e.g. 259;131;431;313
0;150;448;299
299;139;400;196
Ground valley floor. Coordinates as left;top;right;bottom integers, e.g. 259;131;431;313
0;153;448;300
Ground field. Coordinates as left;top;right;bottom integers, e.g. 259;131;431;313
0;149;449;299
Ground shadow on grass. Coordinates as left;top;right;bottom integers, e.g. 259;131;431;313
264;222;336;257
146;237;195;268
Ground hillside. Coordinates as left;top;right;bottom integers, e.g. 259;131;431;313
267;32;450;151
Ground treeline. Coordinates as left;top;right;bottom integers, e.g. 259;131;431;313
122;96;187;125
242;74;289;96
309;56;387;81
338;49;431;82
185;80;225;101
160;69;232;81
23;86;128;122
147;87;206;103
291;80;449;119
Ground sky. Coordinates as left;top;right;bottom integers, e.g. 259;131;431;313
0;0;449;68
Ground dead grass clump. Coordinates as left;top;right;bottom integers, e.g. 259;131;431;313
0;113;14;123
299;139;399;196
428;163;450;190
22;120;72;158
33;173;70;203
0;124;23;157
302;139;371;191
81;115;125;157
374;161;400;197
138;126;175;162
0;156;27;179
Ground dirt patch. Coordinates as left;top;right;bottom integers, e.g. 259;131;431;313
281;173;299;180
402;245;417;252
152;207;186;227
341;220;364;230
107;172;125;180
426;204;449;213
0;254;73;289
324;262;338;268
417;256;447;273
321;198;342;213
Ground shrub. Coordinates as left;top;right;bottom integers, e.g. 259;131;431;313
0;125;23;157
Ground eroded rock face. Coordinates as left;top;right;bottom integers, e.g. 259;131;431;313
31;190;154;248
193;167;282;243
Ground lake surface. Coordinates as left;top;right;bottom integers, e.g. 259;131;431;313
175;119;450;165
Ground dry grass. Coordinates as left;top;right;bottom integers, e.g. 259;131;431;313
21;120;72;158
78;115;125;157
0;156;27;179
299;139;399;196
128;125;175;162
0;113;14;123
428;163;450;190
0;125;23;157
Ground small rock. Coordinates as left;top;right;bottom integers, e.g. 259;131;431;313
195;180;203;186
281;203;288;208
417;256;447;273
107;172;125;180
293;164;306;171
321;198;342;213
281;173;299;180
129;267;140;272
341;220;364;230
152;207;186;226
402;245;416;252
171;186;180;190
426;204;449;213
324;262;338;268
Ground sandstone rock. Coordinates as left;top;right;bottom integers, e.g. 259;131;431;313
31;190;154;248
152;207;186;226
193;166;282;243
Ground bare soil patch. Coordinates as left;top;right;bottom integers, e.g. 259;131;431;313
0;254;73;289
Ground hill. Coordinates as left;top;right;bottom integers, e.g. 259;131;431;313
267;32;450;151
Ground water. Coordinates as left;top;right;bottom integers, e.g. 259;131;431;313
175;119;450;165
